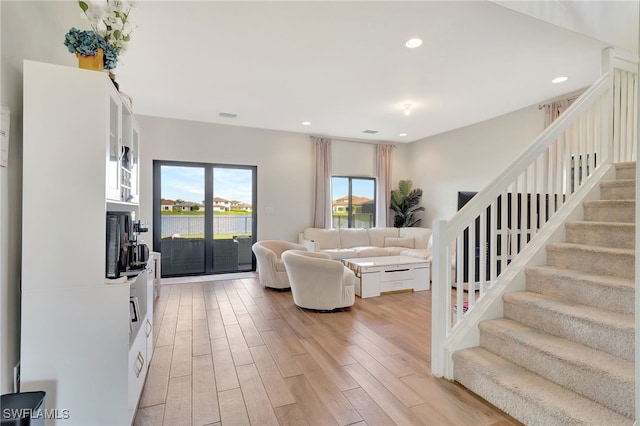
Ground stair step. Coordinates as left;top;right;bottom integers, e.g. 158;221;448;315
503;292;634;361
583;199;635;223
565;221;635;249
479;318;634;417
453;347;633;426
599;179;636;200
615;162;636;180
546;242;634;279
525;265;634;315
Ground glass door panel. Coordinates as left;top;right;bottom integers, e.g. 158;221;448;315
212;167;254;273
350;178;376;228
159;165;205;275
106;94;121;200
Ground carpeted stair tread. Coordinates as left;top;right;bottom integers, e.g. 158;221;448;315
599;179;636;200
546;242;634;279
479;318;633;417
525;265;634;314
615;162;636;180
453;347;633;426
564;221;635;249
503;291;634;361
582;199;635;223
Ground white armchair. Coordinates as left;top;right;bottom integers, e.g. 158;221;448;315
281;250;356;311
252;240;307;289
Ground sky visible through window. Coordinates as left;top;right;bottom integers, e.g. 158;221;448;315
161;166;252;204
332;177;375;199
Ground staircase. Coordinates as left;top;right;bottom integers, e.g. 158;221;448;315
453;162;635;425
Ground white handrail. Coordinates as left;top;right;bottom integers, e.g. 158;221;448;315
431;48;638;379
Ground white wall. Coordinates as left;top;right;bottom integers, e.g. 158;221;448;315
1;0;81;393
137;116;404;244
407;104;545;227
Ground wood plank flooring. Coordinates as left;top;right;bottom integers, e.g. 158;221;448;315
134;276;521;426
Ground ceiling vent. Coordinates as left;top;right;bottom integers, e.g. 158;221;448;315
219;112;238;119
363;129;378;134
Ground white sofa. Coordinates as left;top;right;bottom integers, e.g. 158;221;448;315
298;227;433;261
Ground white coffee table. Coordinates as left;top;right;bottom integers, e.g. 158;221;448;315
342;256;430;298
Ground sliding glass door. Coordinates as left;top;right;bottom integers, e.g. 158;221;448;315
153;161;257;277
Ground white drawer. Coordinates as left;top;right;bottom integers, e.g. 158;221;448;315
380;268;413;282
381;280;413;293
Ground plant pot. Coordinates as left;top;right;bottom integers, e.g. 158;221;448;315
76;48;104;71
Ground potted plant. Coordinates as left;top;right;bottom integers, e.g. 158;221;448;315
63;1;135;72
64;27;117;71
389;180;425;228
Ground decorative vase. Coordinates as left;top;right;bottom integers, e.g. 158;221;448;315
76;48;104;71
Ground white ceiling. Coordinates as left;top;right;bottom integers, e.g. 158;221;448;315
117;1;638;143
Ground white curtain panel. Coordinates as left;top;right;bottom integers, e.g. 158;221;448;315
376;144;394;227
311;136;332;228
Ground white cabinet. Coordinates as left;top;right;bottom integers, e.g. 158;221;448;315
21;60;148;426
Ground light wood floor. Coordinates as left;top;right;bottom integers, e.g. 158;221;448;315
134;275;521;426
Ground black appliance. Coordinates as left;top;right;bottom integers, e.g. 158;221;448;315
128;220;149;269
106;211;132;278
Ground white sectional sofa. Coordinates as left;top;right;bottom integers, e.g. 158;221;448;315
298;227;433;261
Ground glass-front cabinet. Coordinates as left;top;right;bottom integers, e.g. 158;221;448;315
106;93;140;203
106;93;121;201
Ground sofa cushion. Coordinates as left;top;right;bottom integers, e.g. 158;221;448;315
340;228;370;248
304;228;341;249
400;248;431;260
367;227;399;247
322;248;358;260
352;246;388;257
384;236;414;248
399;228;432;249
383;247;405;256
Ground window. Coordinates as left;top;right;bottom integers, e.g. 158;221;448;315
153;160;257;277
331;177;376;228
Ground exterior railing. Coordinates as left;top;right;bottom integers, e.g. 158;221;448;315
161;214;253;237
431;48;638;379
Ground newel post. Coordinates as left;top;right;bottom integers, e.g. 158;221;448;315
431;220;447;378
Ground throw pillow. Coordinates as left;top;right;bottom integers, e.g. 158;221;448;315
384;237;414;248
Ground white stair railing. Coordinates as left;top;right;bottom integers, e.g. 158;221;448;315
431;47;638;379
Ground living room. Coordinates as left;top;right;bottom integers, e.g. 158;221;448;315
1;1;638;424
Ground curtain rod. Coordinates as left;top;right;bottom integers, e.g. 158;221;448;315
538;94;582;110
311;134;398;147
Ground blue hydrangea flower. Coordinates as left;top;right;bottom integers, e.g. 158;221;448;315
64;27;119;70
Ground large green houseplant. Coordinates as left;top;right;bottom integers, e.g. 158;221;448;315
389;180;424;227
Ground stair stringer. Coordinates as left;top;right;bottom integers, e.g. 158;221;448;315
443;163;616;380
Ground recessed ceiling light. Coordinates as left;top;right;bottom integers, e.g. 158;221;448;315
399;133;407;137
405;38;423;49
302;121;311;126
403;104;412;116
552;76;568;83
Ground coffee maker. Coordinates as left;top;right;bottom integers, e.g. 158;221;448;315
128;220;149;269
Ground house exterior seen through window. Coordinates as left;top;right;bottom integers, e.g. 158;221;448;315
331;176;376;228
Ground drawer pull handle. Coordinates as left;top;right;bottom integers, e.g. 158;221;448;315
385;268;409;273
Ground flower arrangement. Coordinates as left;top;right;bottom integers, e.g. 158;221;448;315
79;0;135;56
64;27;118;70
64;1;135;70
